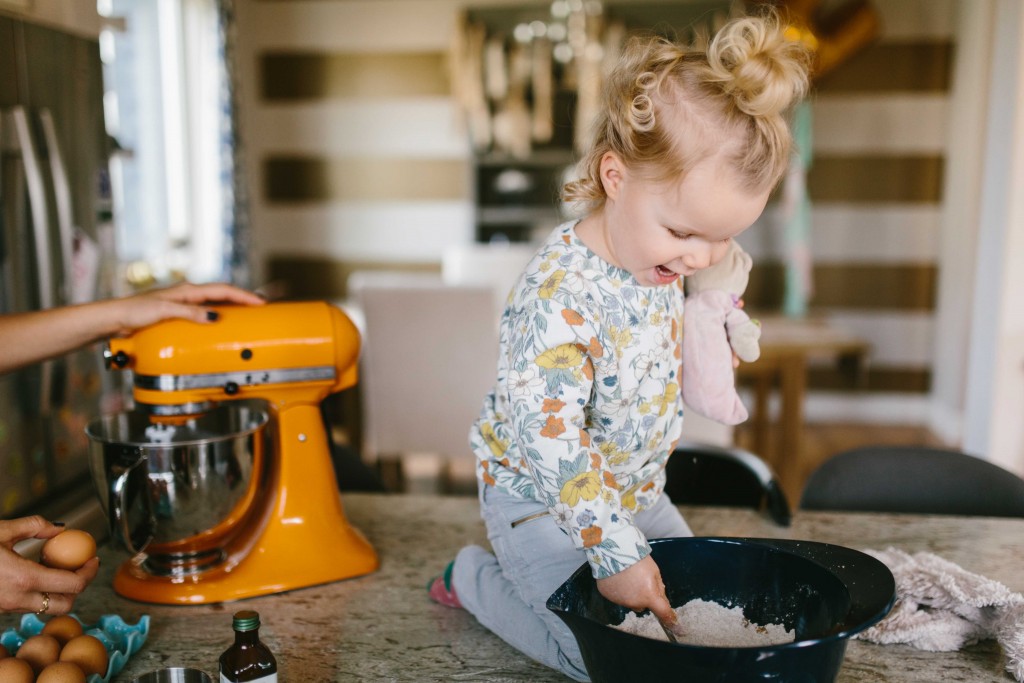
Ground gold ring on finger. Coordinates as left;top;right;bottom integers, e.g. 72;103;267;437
35;591;50;616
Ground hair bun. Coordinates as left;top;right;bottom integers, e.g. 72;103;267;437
707;12;810;118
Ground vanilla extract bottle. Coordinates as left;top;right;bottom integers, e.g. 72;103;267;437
219;610;278;682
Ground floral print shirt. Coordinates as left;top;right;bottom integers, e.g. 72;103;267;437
470;221;685;579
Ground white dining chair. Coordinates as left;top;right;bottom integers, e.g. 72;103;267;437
681;404;736;448
347;271;499;493
441;242;536;319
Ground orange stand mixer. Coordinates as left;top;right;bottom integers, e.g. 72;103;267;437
86;301;378;604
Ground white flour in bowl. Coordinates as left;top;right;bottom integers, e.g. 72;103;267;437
612;598;795;647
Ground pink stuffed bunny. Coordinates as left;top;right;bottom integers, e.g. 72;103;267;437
682;240;760;425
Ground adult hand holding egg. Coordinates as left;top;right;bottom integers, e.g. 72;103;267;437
0;517;99;616
40;529;97;571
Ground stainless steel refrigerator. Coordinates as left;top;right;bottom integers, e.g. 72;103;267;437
1;15;116;519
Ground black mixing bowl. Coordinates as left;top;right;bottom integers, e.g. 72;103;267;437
547;537;895;683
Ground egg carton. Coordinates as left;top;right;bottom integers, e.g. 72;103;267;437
1;613;149;682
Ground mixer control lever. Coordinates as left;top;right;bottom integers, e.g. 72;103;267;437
104;348;131;369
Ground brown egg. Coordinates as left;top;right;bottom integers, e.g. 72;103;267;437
40;529;97;571
58;634;109;677
41;614;85;646
0;656;35;683
16;633;61;674
37;661;88;683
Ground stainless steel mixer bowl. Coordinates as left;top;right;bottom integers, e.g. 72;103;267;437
86;402;270;573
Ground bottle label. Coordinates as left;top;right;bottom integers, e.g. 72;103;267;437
221;675;277;683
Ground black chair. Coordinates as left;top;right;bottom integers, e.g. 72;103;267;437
799;445;1024;518
664;442;791;526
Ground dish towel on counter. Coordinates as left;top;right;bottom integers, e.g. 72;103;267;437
857;547;1024;682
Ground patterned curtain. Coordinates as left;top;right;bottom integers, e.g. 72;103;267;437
216;0;252;287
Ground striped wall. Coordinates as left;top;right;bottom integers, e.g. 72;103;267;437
739;0;958;415
235;0;485;289
235;0;962;422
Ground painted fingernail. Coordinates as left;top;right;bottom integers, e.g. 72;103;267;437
206;311;219;321
52;521;66;527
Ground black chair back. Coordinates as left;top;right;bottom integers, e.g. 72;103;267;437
665;442;791;526
799;445;1024;518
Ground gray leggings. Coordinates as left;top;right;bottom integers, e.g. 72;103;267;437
452;485;692;681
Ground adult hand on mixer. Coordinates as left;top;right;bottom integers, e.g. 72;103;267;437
0;517;99;615
0;281;265;374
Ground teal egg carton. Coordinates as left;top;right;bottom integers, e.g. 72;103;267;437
2;613;149;682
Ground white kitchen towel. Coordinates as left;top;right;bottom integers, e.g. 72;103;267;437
857;547;1024;682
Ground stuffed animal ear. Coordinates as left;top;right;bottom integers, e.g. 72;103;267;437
684;240;752;296
735;243;753;274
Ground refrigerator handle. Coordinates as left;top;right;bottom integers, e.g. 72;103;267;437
11;107;55;311
0;110;4;198
12;106;55;415
38;109;75;303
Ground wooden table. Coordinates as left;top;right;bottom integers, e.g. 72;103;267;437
738;314;871;498
6;494;1020;682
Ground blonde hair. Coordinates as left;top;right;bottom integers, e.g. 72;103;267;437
563;9;810;208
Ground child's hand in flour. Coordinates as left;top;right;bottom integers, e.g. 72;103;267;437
596;554;682;635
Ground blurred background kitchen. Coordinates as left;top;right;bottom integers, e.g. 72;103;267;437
2;0;1022;518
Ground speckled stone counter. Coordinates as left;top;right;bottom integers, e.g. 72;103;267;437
5;494;1023;682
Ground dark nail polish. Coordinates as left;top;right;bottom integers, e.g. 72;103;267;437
206;311;219;321
52;521;66;527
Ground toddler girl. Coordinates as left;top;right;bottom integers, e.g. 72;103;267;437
430;10;809;680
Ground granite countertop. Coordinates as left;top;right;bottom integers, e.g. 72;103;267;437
4;493;1023;682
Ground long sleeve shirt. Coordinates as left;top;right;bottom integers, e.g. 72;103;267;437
470;221;686;579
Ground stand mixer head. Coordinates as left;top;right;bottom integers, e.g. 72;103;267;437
86;300;379;604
